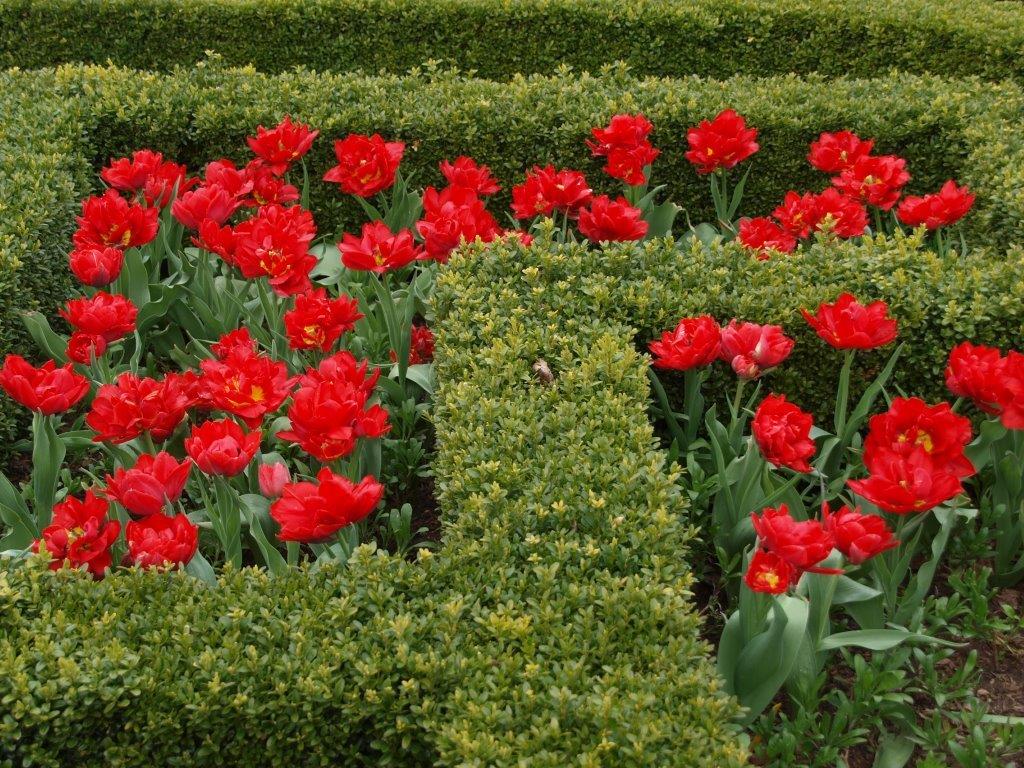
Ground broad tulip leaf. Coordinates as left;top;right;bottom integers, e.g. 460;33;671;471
832;575;883;605
239;494;288;574
32;414;65;530
401;363;435;396
733;595;809;724
310;243;344;283
184;550;218;585
21;311;68;363
643;201;680;239
817;628;958;651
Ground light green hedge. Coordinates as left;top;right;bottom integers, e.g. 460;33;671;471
0;237;745;766
3;63;1024;445
2;0;1024;81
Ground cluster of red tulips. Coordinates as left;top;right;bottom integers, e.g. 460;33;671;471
649;292;1024;720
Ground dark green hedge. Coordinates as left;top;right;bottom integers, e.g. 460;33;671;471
3;62;1024;446
2;0;1024;81
0;236;744;766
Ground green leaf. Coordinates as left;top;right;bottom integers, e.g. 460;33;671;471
21;312;68;363
733;595;810;725
184;549;218;585
239;494;288;574
832;575;883;605
818;628;958;651
310;243;344;283
400;363;435;396
32;413;65;529
642;201;680;239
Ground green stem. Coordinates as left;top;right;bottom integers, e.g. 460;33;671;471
834;350;855;437
647;368;687;454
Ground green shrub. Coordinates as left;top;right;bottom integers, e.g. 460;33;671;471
2;0;1024;81
0;235;745;765
4;63;1024;446
450;232;1024;416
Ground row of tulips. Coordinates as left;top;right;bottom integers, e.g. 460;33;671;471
0;107;985;582
648;295;1024;723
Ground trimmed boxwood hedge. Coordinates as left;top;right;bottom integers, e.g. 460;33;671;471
2;0;1024;81
0;236;747;766
3;62;1024;446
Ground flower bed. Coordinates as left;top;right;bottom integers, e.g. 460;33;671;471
3;0;1024;81
3;61;1024;766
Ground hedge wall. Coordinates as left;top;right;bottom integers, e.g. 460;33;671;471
0;237;746;766
3;62;1024;445
2;0;1024;81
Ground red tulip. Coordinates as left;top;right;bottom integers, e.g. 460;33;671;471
60;292;138;344
101;149;167;192
203;158;255;199
997;351;1024;430
338;220;422;274
737;217;796;260
577;195;648;242
416;185;501;262
945;342;1006;415
752;394;816;473
86;372;193;444
800;292;898;350
246;116;319;175
773;191;819;239
439;156;501;196
812;188;868;238
258;462;290;498
73;189;159;250
648;316;721;371
185;419;261;477
270;468;383;543
587;113;660;185
862;397;974;480
192;219;238;265
821;503;898;564
66;332;107;365
684;109;759;174
233;204;317;296
719;320;794;379
210;328;258;360
744;548;798;594
323;133;404;197
198;346;294;429
832;155;909;211
284;288;362;351
245;161;300;207
141;161;196;208
125;513;198;569
751;504;838;573
103;452;193;517
33;492;120;578
848;448;964;514
277;352;390;462
807;131;874;174
68;246;125;287
511;165;592;219
0;355;90;414
102;149;195;208
897;180;975;230
171;184;242;229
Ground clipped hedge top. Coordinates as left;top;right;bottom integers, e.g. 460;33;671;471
2;0;1024;81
